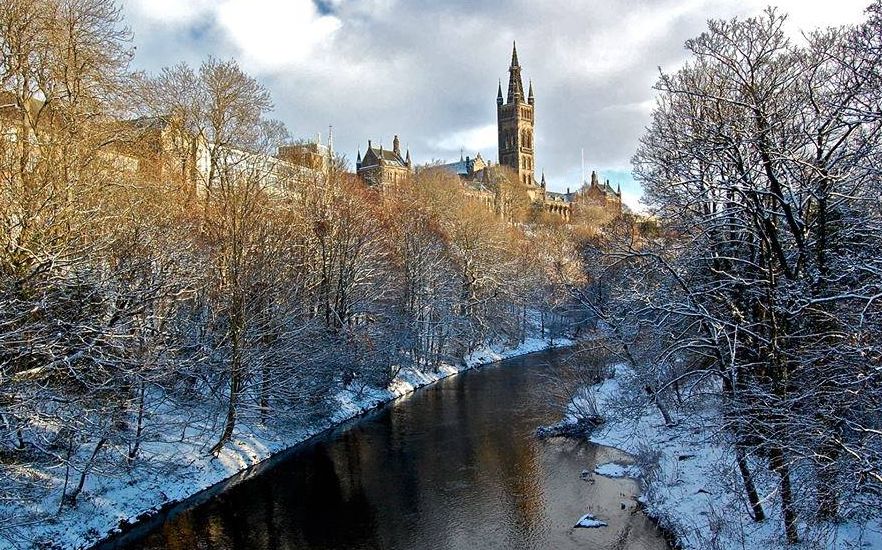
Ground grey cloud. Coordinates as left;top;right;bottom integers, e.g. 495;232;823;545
120;0;864;206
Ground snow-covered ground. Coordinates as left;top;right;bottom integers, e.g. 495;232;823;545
12;336;571;550
587;365;882;550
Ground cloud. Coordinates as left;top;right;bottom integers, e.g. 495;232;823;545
432;125;498;157
120;0;874;201
216;0;342;70
127;0;215;23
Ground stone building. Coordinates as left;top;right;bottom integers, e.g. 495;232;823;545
356;135;412;187
437;43;578;221
580;170;623;210
114;116;331;196
354;44;621;222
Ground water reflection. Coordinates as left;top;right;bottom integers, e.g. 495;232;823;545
117;350;669;550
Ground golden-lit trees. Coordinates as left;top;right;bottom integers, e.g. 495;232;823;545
145;57;295;454
0;0;150;510
0;2;584;538
488;165;532;223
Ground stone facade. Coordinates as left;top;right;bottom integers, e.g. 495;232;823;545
581;170;623;210
356;135;412;187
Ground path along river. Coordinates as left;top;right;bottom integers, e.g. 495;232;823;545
101;349;670;550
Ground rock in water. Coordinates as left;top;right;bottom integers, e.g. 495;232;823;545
574;514;608;528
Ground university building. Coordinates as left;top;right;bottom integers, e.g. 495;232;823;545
356;43;622;222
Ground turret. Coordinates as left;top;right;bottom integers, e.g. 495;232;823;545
393;134;400;155
497;80;503;106
405;148;412;169
540;171;546;188
356;148;362;170
528;80;534;106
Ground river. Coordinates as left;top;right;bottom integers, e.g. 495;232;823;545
100;349;670;550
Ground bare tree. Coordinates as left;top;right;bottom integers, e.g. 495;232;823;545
602;6;882;544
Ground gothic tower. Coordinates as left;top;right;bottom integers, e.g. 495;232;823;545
497;42;535;187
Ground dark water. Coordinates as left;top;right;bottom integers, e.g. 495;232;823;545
112;350;669;550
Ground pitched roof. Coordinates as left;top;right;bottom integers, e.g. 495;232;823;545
361;146;408;168
437;153;486;177
546;190;574;203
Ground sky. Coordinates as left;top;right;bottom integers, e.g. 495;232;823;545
120;0;873;210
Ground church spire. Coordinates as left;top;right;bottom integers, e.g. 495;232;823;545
497;79;503;105
507;41;525;103
528;79;534;105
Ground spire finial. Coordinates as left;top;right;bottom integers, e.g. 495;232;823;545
511;41;519;68
497;79;503;105
528;79;534;105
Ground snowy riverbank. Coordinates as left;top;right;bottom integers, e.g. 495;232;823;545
16;336;572;550
586;366;882;549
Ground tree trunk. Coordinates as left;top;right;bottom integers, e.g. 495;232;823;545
735;443;766;522
645;384;676;426
211;315;244;455
816;437;840;520
64;437;108;507
211;372;239;455
770;448;799;544
127;383;146;464
260;362;271;422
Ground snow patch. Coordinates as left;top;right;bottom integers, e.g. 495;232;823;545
588;365;882;550
574;513;608;528
593;462;641;479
